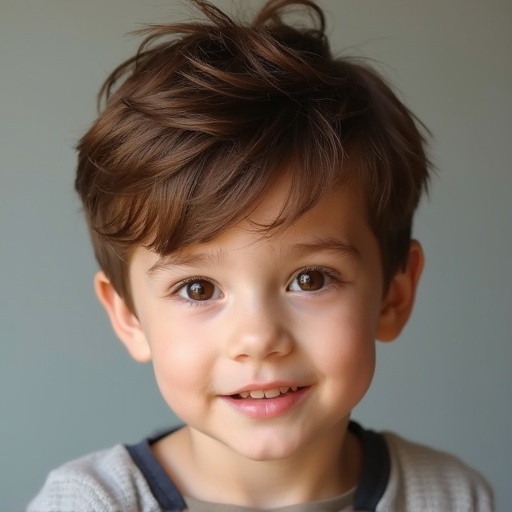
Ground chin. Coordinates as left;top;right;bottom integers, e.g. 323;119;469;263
226;432;304;462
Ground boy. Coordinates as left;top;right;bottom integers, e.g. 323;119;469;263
28;0;493;510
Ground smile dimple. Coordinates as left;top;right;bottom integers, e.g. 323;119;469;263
234;386;299;399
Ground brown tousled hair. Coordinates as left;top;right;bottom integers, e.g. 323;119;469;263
76;0;431;312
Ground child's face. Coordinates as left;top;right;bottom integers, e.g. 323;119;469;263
127;183;391;461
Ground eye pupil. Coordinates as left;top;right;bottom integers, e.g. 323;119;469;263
298;270;324;291
187;280;214;300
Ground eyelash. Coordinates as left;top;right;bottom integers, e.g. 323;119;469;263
287;266;344;294
167;266;344;307
168;276;220;308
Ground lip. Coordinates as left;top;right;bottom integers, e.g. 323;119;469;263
219;385;310;419
226;381;308;396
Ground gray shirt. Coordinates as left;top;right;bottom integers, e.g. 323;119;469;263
27;424;493;512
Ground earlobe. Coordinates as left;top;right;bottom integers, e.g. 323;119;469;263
376;240;424;342
94;271;152;362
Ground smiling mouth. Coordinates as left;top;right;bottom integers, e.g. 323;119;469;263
232;386;301;399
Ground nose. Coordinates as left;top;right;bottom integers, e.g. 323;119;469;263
225;297;294;362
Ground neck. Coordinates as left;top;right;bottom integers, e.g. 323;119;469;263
153;420;362;509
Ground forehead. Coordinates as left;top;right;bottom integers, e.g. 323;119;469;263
252;179;366;226
132;183;377;274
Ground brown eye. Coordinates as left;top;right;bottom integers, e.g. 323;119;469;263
292;270;326;291
182;280;216;301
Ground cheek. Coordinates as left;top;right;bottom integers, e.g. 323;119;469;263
151;347;211;422
318;328;376;377
316;333;376;412
307;302;378;385
142;318;215;408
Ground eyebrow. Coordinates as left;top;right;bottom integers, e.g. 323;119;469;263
147;249;227;276
147;237;361;276
281;237;362;262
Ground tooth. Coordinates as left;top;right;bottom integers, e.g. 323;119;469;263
239;391;250;398
280;386;290;393
264;388;280;398
249;390;265;399
291;386;298;392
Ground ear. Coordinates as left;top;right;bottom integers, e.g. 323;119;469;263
94;271;152;362
376;240;424;342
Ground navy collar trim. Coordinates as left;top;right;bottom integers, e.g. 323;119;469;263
125;421;390;512
349;421;390;510
126;426;186;511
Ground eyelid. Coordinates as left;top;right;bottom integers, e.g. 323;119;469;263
169;276;222;302
287;266;343;291
168;276;209;295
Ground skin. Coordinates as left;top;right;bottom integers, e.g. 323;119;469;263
95;182;424;508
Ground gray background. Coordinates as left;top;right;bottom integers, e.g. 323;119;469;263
1;0;511;509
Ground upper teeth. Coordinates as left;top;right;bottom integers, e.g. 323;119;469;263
238;386;298;399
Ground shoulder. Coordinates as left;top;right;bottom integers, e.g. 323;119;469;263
378;431;494;512
27;444;161;512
